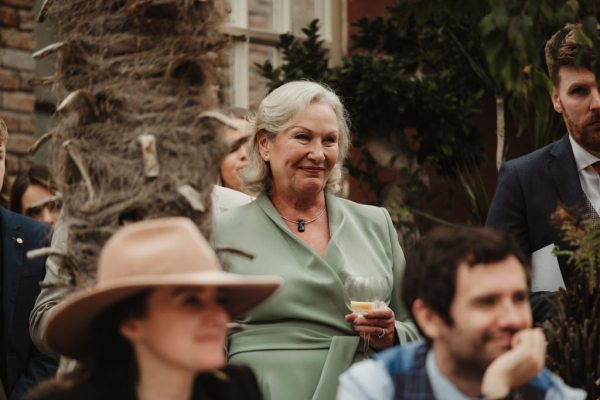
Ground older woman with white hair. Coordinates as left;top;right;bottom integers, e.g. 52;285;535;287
213;81;419;400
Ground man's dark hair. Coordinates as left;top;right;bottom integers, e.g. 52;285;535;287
545;23;599;87
402;226;530;332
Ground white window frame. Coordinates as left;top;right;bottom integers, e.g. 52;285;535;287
224;0;337;108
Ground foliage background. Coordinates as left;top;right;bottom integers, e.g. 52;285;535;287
257;0;600;246
258;1;600;395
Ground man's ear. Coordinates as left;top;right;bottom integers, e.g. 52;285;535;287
412;299;446;340
257;130;270;161
551;90;562;113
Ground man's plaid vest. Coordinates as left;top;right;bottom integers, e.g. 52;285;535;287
374;342;553;400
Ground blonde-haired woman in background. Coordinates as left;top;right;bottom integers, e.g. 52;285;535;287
219;107;251;194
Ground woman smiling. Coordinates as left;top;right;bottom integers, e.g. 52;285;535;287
214;81;419;400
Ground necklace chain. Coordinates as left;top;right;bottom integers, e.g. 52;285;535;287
280;206;326;232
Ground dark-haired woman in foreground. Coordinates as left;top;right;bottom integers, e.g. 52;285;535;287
27;217;282;400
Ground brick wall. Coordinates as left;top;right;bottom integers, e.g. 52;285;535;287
0;0;35;204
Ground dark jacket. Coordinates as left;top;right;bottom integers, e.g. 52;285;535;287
486;134;590;274
0;207;57;399
485;134;597;321
26;365;263;400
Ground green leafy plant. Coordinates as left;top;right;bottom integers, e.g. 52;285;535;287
258;20;332;91
544;207;600;398
457;158;490;225
477;0;600;165
257;12;486;233
256;0;600;234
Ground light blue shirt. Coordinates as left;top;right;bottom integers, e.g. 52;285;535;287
426;350;480;400
337;349;586;400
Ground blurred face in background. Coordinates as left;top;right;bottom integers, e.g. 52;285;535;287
21;184;61;227
219;119;250;192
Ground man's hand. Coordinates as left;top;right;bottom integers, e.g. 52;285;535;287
481;328;546;399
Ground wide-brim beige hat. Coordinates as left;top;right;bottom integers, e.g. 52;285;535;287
45;217;283;360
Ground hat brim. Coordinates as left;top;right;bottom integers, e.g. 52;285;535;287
44;271;283;360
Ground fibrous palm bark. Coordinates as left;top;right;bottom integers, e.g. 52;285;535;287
32;0;229;287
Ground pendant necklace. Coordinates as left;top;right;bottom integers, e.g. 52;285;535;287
280;206;326;232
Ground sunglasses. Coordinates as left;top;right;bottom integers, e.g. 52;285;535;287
24;196;62;219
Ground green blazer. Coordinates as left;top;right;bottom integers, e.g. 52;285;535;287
213;192;419;400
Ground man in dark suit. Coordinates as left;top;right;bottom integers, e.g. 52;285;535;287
486;23;600;322
0;119;57;399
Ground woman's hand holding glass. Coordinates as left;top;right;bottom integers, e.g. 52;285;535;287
344;275;395;351
345;306;396;351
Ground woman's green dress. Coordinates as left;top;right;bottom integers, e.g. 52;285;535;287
214;192;419;400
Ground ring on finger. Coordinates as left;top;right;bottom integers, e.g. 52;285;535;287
378;328;386;339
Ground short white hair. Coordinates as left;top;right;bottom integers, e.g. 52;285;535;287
242;81;350;194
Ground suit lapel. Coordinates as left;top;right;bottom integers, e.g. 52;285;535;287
1;208;23;332
548;134;587;208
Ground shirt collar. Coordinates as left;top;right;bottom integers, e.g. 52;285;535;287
426;350;482;400
569;134;600;172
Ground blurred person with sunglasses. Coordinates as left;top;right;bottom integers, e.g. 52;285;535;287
10;165;61;228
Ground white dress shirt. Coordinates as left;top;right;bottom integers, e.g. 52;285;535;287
569;135;600;215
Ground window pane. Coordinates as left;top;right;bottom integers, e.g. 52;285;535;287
248;0;273;31
221;49;234;107
292;0;316;37
248;43;276;110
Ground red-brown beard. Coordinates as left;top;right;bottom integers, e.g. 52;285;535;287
561;102;600;156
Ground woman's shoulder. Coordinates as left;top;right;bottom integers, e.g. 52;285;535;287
26;377;135;400
195;365;263;400
213;201;256;236
222;364;261;387
212;185;255;214
329;194;389;221
215;196;260;222
25;379;93;400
